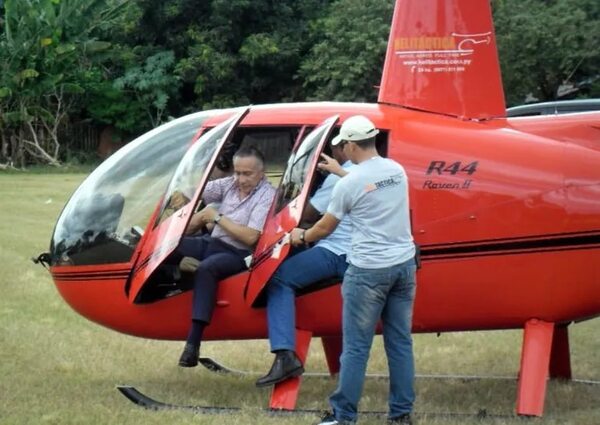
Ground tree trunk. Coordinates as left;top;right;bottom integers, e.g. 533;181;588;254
0;129;7;162
14;129;25;169
22;121;61;166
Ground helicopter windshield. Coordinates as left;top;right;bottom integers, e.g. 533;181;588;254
50;111;219;266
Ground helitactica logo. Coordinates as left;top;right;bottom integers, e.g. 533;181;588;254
394;32;492;74
364;174;403;193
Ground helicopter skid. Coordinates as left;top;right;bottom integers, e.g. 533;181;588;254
116;385;513;420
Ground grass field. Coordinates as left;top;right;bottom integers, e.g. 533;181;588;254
1;172;599;425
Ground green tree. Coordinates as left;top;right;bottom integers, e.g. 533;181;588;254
494;0;600;105
299;0;393;102
130;0;331;110
0;0;130;166
114;50;180;128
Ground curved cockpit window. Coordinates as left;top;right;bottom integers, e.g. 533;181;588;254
274;122;328;213
50;111;220;266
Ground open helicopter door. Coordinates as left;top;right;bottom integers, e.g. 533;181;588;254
127;108;249;303
244;115;339;307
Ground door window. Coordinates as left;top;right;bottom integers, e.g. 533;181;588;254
245;116;340;306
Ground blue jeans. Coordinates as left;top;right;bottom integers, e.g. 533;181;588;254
266;246;348;351
329;259;417;422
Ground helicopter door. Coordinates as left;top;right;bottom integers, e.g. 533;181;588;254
244;115;339;307
127;108;250;302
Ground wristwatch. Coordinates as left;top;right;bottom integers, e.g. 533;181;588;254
300;229;307;244
213;213;223;224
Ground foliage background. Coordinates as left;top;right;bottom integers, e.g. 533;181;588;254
0;0;598;167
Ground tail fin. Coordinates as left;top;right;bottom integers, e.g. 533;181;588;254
378;0;506;120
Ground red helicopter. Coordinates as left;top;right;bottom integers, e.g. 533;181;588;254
42;0;600;417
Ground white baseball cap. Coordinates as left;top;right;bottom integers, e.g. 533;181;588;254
331;115;380;146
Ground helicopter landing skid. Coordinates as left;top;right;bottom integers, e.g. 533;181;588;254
116;385;240;414
116;385;512;420
198;357;256;375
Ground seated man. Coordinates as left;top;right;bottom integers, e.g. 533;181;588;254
255;142;353;387
177;146;276;367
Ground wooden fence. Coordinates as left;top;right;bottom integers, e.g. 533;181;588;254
60;121;101;157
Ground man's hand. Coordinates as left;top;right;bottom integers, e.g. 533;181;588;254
290;228;306;247
317;153;346;177
197;205;219;223
185;205;219;235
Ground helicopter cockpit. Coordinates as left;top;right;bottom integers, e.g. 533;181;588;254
129;111;316;303
50;111;220;267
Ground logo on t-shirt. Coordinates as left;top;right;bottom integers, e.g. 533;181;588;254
364;173;404;193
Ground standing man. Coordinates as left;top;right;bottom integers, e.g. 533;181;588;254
177;146;276;367
289;116;416;424
255;143;354;388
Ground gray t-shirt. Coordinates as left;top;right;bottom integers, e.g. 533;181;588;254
327;156;415;269
309;161;354;256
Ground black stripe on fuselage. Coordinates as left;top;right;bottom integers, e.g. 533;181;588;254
52;271;130;282
420;230;600;261
54;276;130;282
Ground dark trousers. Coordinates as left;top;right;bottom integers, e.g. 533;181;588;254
176;234;249;323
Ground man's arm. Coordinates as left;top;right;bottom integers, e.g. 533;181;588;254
317;154;348;177
301;201;321;224
216;215;262;247
201;177;228;204
184;211;207;235
290;213;340;246
291;174;349;245
190;206;262;246
303;167;342;224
